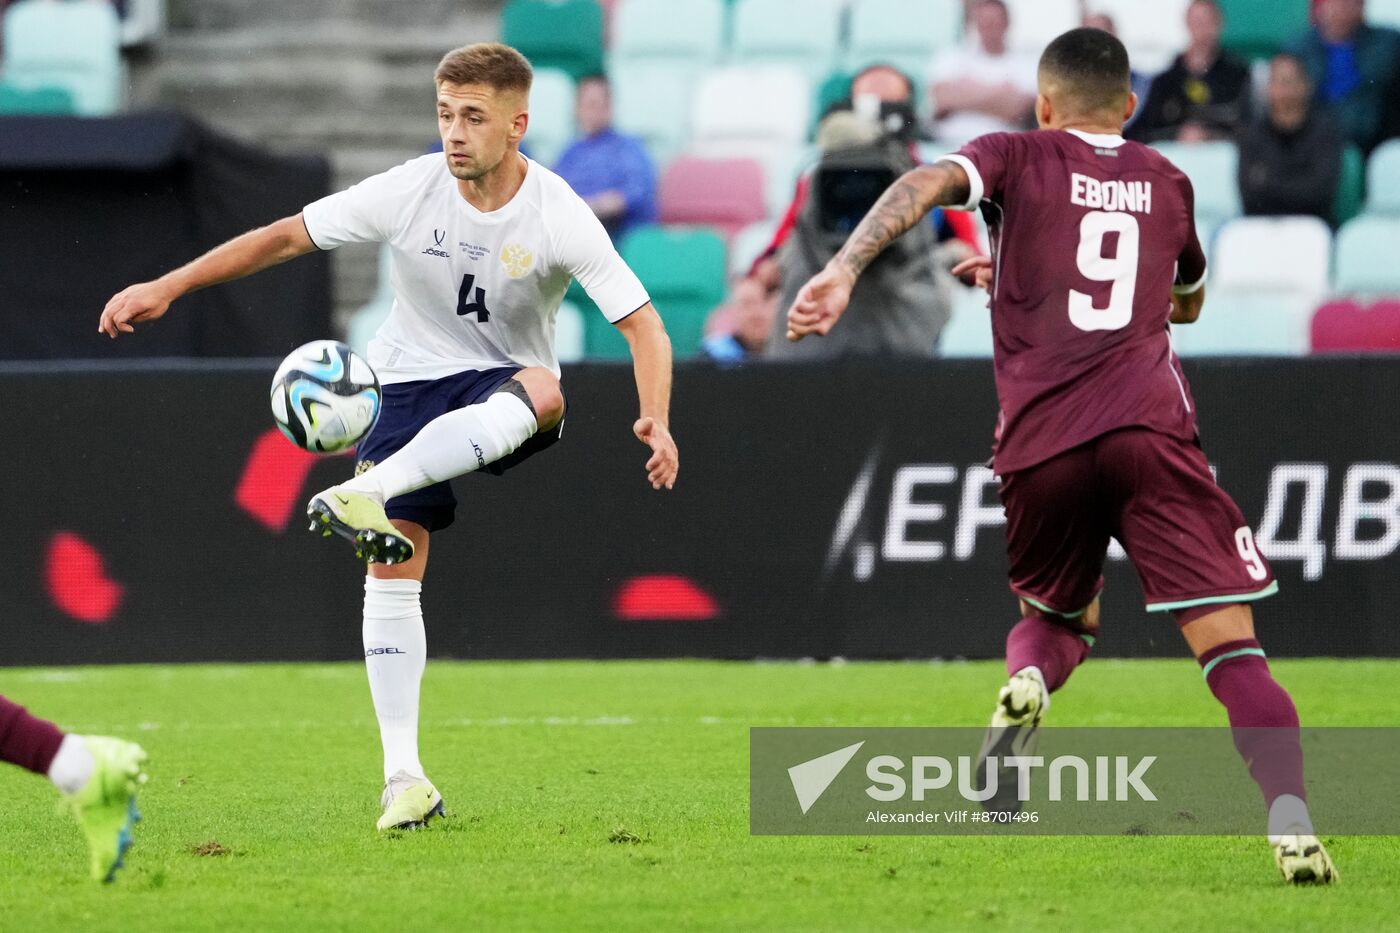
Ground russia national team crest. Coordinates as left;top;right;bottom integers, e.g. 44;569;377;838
500;243;534;279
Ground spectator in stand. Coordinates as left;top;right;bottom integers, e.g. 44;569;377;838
551;74;657;241
926;0;1037;145
721;64;981;358
1289;0;1400;154
1127;0;1252;143
1082;12;1152;128
702;276;778;364
1238;53;1344;224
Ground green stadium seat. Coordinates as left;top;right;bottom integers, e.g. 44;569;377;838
731;0;845;81
1218;0;1310;60
0;81;75;115
502;0;604;80
1335;215;1400;293
594;225;726;358
524;68;576;167
1334;145;1365;226
847;0;961;77
814;70;853;127
1365;140;1400;214
555;300;587;363
1;0;123;115
611;0;724;66
1151;141;1241;227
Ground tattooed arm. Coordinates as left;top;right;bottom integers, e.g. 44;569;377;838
786;161;973;342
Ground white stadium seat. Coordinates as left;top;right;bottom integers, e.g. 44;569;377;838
1005;0;1080;56
1170;292;1311;357
611;60;701;166
730;0;845;81
728;219;780;279
1151;141;1241;227
1085;0;1190;74
940;286;995;357
847;0;963;77
524;68;575;167
555;300;586;363
692;64;812;148
1210;217;1332;300
611;0;725;66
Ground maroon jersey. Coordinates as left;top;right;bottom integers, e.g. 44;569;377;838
943;129;1208;474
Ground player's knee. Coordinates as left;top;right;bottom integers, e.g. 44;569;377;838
508;370;564;431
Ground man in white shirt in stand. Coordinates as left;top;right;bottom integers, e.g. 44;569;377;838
928;0;1038;145
98;42;679;832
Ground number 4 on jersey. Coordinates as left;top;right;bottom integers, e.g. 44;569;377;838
457;274;491;323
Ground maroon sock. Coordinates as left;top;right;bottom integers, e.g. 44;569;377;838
0;695;66;776
1199;638;1305;806
1005;613;1093;692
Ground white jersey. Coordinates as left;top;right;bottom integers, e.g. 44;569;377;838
302;153;649;384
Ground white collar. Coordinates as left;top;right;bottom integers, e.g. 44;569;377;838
1066;128;1127;148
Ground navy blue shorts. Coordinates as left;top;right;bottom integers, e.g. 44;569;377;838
353;366;564;532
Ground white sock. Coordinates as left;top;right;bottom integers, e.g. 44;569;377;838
47;734;95;796
363;577;427;782
342;392;537;502
1267;793;1315;843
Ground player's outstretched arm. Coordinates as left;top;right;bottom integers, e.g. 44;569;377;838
614;303;678;490
787;162;971;341
98;214;318;338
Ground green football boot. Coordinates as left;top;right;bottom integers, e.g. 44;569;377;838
306;486;414;564
63;736;148;882
376;770;445;831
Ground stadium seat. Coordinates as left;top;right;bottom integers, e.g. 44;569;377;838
731;0;844;81
501;0;604;80
612;225;727;357
659;156;768;237
346;246;396;359
1335;216;1400;294
1151;141;1241;226
1;0;123;116
1370;0;1400;30
1085;0;1189;74
1335;145;1365;226
524;69;576;168
555;300;587;363
1310;299;1400;352
1005;0;1080;56
610;61;699;165
728;219;780;278
0;81;74;114
846;0;962;77
1171;291;1311;356
1210;217;1332;299
692;65;812;150
814;70;854;127
1365;140;1400;214
940;287;994;358
1217;0;1310;60
611;0;725;66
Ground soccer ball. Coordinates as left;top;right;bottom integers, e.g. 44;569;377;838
269;340;381;454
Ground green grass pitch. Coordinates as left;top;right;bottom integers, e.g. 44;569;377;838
0;659;1393;931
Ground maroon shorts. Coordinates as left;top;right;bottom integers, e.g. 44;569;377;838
998;427;1277;619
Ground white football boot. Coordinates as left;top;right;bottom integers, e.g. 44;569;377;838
973;667;1048;814
376;770;445;831
1273;832;1338;884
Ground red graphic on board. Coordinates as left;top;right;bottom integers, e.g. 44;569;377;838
45;532;123;624
612;575;720;621
235;429;327;532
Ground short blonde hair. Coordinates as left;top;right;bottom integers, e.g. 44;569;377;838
434;43;533;95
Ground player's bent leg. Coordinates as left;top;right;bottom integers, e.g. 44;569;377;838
332;368;551;507
363;522;443;831
1180;604;1335;884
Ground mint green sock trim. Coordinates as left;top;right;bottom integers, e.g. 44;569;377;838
1080;633;1096;648
1201;647;1266;680
1145;580;1279;613
1021;594;1089;619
